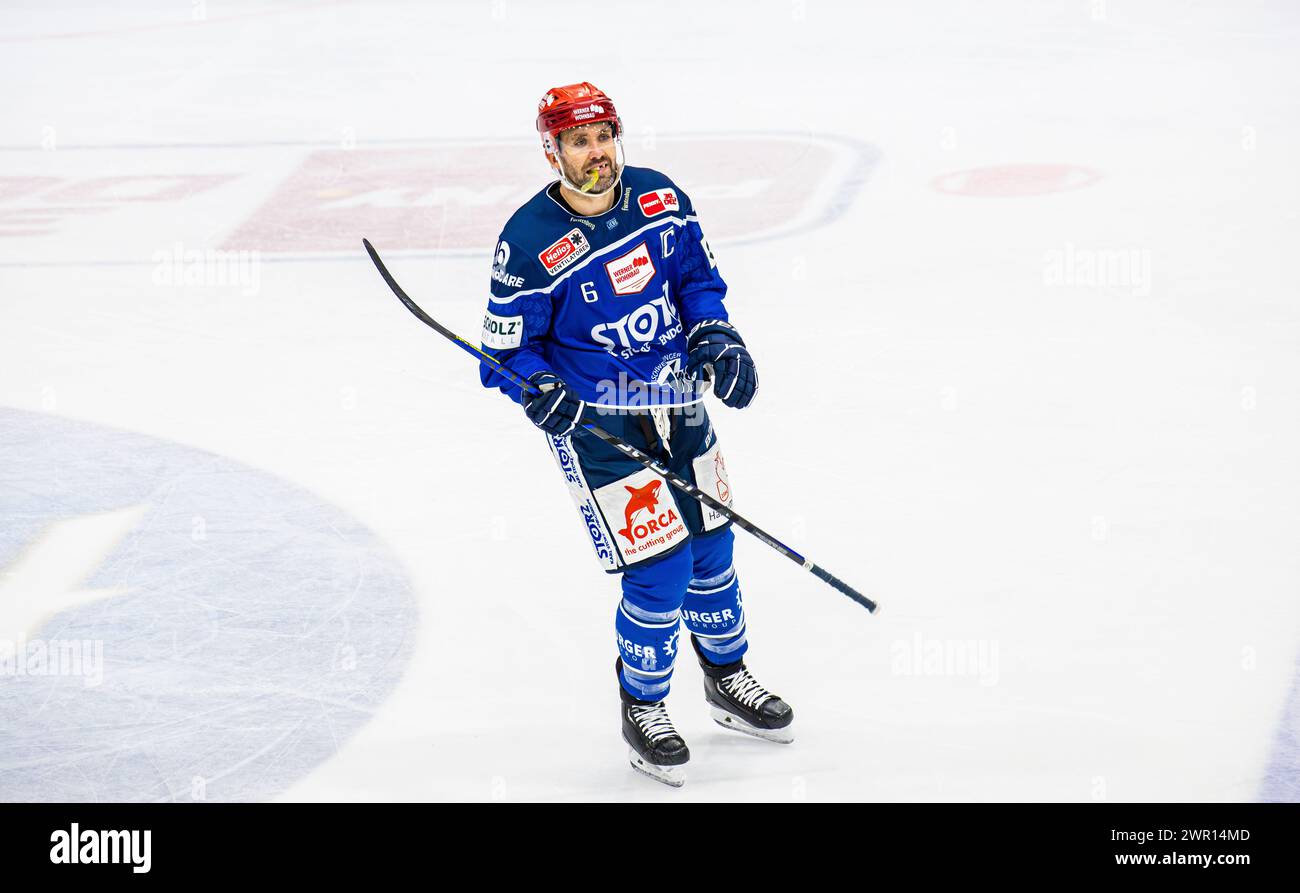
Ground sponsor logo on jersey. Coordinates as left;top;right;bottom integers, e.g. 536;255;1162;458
578;503;615;563
551;434;583;486
691;440;733;532
617;479;665;545
617;633;660;671
539;228;590;275
593;469;688;563
616;626;679;673
481;310;523;350
638;189;679;217
591;285;681;356
603;241;656;295
548;434;619;570
682;608;736;626
649;353;690;394
491;241;526;288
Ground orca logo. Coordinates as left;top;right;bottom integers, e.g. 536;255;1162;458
0;408;415;802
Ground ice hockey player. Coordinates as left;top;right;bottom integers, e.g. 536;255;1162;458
479;82;792;786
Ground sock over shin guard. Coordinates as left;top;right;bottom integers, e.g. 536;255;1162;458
616;600;681;700
682;531;747;665
616;544;692;700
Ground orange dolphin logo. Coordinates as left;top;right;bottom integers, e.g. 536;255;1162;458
618;480;662;544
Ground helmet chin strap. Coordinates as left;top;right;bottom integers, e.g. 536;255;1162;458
556;136;625;200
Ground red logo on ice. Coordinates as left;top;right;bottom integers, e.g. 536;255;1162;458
931;164;1101;198
216;136;876;256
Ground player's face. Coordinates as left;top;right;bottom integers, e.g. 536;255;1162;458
555;123;619;193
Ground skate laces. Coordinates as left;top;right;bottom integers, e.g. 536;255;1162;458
630;700;679;743
721;667;774;710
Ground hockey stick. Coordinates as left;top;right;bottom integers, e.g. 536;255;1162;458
363;238;879;614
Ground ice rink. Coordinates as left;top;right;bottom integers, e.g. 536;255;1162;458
2;0;1298;801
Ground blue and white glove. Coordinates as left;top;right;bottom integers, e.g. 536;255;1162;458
523;371;586;437
685;320;758;409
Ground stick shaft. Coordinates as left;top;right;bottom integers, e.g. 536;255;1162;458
363;238;878;614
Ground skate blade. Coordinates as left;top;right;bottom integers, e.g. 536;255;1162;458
709;705;795;744
627;747;686;787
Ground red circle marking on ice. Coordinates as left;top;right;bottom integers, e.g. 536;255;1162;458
932;164;1101;197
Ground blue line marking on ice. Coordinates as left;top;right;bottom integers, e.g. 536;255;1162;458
1258;657;1300;802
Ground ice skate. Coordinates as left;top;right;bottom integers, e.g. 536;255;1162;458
693;636;794;744
618;662;689;787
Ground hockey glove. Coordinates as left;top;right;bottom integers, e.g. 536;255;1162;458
523;371;586;437
685;320;758;409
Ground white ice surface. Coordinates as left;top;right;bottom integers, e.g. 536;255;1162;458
1;0;1298;801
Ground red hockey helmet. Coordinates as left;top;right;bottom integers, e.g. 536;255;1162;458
536;82;623;164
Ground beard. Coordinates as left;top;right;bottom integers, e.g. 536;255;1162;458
560;152;620;194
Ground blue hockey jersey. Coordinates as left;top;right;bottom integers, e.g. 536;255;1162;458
479;166;728;408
